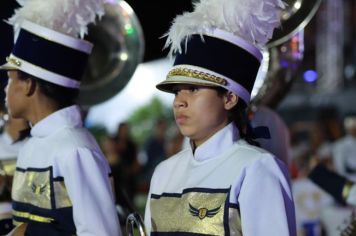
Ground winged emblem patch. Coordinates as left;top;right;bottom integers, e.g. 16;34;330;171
189;203;221;220
31;183;47;195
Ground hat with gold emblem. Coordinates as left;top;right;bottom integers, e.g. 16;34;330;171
0;0;106;89
156;0;285;106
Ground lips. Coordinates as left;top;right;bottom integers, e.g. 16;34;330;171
175;114;188;125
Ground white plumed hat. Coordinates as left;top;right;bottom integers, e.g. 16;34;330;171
156;0;285;106
0;0;106;88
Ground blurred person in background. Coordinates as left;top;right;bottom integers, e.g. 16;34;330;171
292;148;334;236
308;158;356;236
332;114;356;181
110;122;140;219
249;106;329;236
141;118;167;191
249;105;292;166
305;114;356;236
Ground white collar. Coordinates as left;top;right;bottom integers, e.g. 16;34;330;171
31;105;83;138
192;122;240;162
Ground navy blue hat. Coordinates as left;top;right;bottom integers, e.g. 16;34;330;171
156;29;262;105
155;0;285;107
0;21;93;89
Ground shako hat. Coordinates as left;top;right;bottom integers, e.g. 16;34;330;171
0;0;106;89
156;0;285;106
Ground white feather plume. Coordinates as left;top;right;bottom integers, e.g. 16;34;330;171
164;0;285;56
8;0;106;39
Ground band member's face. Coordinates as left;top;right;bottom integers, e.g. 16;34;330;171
5;70;28;119
172;85;231;147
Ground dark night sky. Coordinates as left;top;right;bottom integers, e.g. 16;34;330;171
125;0;193;62
0;0;193;62
0;0;19;104
0;0;193;102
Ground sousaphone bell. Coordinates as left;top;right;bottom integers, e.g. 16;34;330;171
251;0;322;108
80;0;145;108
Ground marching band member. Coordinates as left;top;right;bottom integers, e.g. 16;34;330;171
0;2;29;233
332;114;356;181
144;0;297;235
309;162;356;207
0;0;121;235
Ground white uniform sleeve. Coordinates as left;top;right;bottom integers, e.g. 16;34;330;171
238;155;296;236
332;141;347;176
144;168;160;234
144;161;166;234
60;147;121;236
144;190;152;234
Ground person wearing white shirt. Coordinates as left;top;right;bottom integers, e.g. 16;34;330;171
144;0;296;234
0;11;121;236
332;115;356;181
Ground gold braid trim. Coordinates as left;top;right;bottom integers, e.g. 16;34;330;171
13;210;54;223
342;181;354;202
167;68;227;86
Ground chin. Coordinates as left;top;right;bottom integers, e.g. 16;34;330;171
8;111;19;119
178;127;192;138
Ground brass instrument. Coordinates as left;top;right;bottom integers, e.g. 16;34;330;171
79;0;145;108
126;212;147;236
267;0;322;48
340;211;356;236
251;0;322;109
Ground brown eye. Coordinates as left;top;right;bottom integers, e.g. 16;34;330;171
188;86;199;92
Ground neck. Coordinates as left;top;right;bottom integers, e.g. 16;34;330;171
27;96;61;125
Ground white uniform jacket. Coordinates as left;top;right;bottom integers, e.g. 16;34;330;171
332;135;356;181
12;105;121;236
144;123;296;236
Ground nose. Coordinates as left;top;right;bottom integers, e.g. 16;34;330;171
173;93;187;109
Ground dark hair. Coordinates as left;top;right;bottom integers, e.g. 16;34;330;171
0;101;5;113
215;87;259;146
0;71;7;112
17;71;79;109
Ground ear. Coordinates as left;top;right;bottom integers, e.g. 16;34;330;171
24;78;37;97
223;91;238;110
